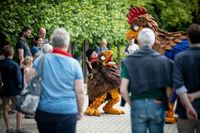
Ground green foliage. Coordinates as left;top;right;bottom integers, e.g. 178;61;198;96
148;0;199;31
0;0;199;48
0;0;129;47
111;45;126;63
129;0;199;31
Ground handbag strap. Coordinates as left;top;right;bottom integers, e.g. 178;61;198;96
38;55;45;80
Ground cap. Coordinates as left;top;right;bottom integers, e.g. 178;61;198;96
86;48;95;59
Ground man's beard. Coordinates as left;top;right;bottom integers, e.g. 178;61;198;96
25;35;33;39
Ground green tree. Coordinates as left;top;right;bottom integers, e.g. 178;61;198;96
0;0;199;48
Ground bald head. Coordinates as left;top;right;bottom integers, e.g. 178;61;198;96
38;27;46;39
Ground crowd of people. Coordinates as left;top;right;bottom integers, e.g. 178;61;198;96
0;23;199;133
0;27;85;133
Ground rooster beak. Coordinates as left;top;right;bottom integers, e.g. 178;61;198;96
126;27;144;40
126;29;138;40
102;50;112;62
101;50;115;67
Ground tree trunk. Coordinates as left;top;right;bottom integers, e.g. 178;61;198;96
117;43;121;66
82;40;89;83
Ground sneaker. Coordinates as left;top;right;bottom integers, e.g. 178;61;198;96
15;128;29;133
6;128;14;133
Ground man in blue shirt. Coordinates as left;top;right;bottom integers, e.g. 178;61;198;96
174;23;200;133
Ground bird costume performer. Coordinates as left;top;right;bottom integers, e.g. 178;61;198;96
126;6;189;123
85;50;124;116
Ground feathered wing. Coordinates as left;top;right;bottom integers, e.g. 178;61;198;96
100;65;121;88
144;14;187;54
87;65;121;101
155;30;187;54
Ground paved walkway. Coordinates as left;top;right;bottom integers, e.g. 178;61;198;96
0;86;178;133
0;101;178;133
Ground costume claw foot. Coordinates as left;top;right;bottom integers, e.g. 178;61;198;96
103;107;124;115
85;107;101;116
165;104;177;124
165;110;177;123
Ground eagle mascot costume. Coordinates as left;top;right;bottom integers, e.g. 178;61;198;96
126;6;189;123
85;50;124;116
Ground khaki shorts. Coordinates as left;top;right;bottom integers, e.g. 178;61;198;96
2;96;20;109
177;118;200;133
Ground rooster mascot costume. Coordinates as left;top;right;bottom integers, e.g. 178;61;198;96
85;50;124;116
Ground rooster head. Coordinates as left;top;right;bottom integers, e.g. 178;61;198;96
126;6;147;40
126;6;158;41
97;50;115;67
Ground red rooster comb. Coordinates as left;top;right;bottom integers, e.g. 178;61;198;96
127;6;147;24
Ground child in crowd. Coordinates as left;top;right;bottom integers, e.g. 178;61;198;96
21;56;34;119
0;45;26;133
21;56;33;87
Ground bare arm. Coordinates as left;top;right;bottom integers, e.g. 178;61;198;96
25;67;37;83
179;93;198;121
18;49;24;62
166;87;173;100
74;79;85;119
188;91;200;102
120;78;131;105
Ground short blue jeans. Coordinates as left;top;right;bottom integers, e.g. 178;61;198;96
131;98;165;133
35;110;77;133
